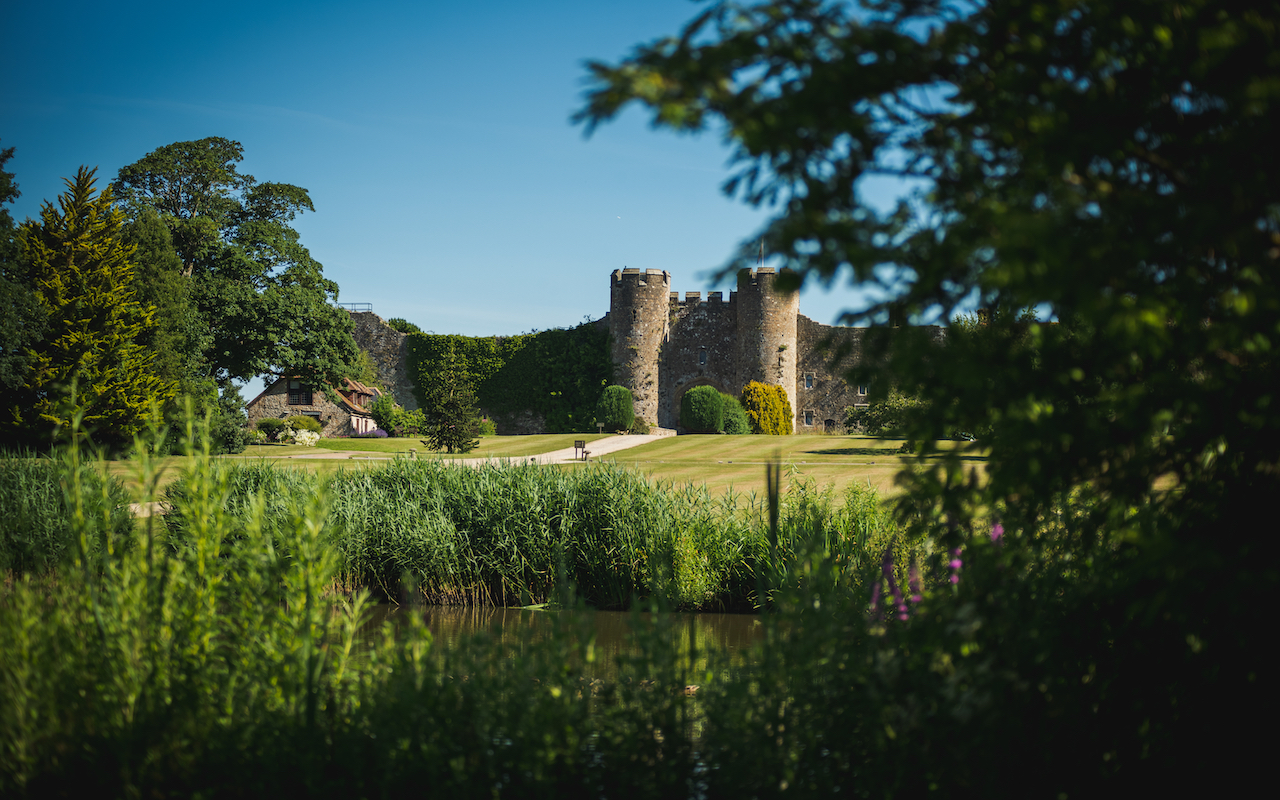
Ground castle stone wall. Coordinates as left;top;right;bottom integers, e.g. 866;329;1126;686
348;311;419;411
659;291;740;428
795;315;866;433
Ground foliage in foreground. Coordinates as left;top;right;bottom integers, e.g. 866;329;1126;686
9;427;1274;795
1;429;909;798
0;433;698;797
570;0;1279;791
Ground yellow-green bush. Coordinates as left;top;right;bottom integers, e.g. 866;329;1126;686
740;381;793;435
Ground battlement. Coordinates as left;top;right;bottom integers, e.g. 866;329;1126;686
611;268;670;288
671;289;734;312
737;266;789;293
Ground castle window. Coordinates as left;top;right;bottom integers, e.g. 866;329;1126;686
804;410;814;426
857;385;868;396
804;373;814;389
288;380;312;405
699;349;707;366
632;309;638;322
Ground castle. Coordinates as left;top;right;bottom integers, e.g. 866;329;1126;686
608;267;866;432
349;268;871;434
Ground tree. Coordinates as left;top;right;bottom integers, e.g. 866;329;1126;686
4;167;175;448
0;143;48;397
595;384;635;432
578;0;1279;793
113;137;360;388
423;343;481;453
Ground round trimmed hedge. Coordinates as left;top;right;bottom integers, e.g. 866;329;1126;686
595;385;635;432
680;385;724;433
721;393;751;435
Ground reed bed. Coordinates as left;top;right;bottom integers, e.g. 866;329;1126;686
161;457;905;611
0;450;134;575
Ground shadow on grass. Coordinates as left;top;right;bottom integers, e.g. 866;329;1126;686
805;446;989;461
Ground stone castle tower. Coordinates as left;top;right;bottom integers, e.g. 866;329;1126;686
609;266;809;430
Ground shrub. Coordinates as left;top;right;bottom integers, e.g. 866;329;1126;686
284;429;320;447
256;418;288;441
721;393;750;435
286;415;323;434
740;382;793;435
354;428;390;439
844;391;926;436
369;394;401;433
478;417;497;436
386;317;423;334
629;417;651;435
680;386;723;433
595;385;635;433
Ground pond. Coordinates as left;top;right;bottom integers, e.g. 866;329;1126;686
364;604;766;681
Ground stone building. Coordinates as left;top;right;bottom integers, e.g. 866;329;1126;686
246;377;380;438
607;267;871;432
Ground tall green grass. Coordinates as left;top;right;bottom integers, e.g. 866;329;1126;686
0;450;134;574
163;458;907;611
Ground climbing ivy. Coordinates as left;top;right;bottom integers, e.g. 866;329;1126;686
405;323;612;433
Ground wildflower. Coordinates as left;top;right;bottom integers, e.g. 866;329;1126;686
949;547;963;585
909;561;922;603
871;548;911;621
991;523;1004;544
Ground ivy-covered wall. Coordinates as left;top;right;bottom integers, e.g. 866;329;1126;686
405;322;613;434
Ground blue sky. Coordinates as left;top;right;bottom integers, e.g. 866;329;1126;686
4;0;893;397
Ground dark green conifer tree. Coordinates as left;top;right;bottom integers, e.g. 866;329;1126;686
6;167;175;448
424;343;481;453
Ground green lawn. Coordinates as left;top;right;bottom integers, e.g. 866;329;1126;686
101;433;984;505
317;433;613;458
598;434;986;500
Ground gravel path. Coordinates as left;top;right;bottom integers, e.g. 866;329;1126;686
275;434;659;465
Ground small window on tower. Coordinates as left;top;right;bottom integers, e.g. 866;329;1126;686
632;309;638;322
804;410;814;426
699;349;707;365
858;385;868;396
804;373;814;389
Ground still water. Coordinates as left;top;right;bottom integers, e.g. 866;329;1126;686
363;605;766;679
